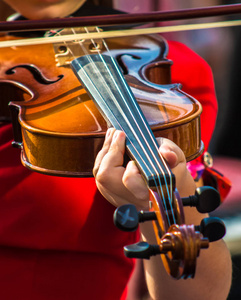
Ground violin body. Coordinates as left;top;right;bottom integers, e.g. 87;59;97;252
0;33;202;177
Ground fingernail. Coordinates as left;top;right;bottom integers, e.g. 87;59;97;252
105;128;114;140
113;130;119;142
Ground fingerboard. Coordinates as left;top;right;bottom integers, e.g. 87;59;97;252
71;54;175;188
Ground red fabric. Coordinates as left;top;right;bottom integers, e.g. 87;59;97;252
167;40;217;157
0;40;217;299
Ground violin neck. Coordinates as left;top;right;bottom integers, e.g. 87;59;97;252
71;54;175;188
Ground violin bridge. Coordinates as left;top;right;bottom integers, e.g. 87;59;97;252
52;27;103;67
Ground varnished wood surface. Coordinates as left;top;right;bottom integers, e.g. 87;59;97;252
1;34;202;176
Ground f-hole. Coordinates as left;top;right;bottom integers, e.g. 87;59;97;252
0;80;32;122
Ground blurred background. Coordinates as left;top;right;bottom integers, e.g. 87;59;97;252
0;0;241;298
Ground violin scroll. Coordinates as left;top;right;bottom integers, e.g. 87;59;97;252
113;186;225;279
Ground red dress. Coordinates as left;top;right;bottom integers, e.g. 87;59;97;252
0;40;217;299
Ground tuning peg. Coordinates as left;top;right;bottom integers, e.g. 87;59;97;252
182;186;221;213
113;204;157;232
195;217;226;242
124;241;162;259
124;229;210;259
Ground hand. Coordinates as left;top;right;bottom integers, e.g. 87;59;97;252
93;128;195;210
94;129;232;300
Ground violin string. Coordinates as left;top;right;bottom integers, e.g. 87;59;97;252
92;26;175;224
83;26;175;225
61;27;175;225
81;27;168;199
71;26;174;225
95;27;175;222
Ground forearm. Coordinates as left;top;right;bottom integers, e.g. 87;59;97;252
140;205;232;300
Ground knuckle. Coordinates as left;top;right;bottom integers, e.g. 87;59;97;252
95;167;110;184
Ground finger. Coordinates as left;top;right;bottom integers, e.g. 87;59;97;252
94;130;126;183
123;160;149;206
102;130;126;169
157;137;186;168
93;128;116;177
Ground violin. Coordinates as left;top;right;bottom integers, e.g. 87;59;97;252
1;30;202;176
0;3;235;279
